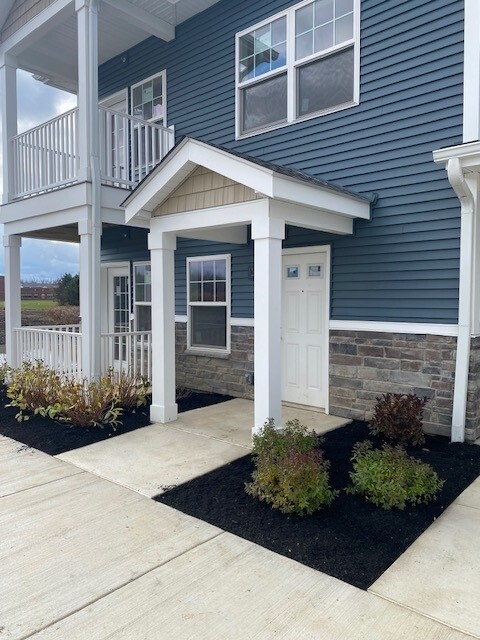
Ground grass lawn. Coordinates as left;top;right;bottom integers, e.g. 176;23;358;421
0;300;57;311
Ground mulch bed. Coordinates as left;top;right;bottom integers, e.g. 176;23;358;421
156;421;480;590
0;390;232;456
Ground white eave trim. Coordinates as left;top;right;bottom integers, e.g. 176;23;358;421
124;137;371;224
433;141;480;170
102;0;175;42
330;320;459;337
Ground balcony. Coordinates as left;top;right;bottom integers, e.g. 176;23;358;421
10;106;175;200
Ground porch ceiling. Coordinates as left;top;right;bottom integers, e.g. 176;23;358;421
123;137;372;235
3;0;221;93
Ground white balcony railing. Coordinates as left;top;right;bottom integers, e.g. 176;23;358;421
10;107;175;199
11;108;79;199
14;326;152;382
99;107;174;188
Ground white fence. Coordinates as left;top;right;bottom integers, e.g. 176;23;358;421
15;326;83;379
10;107;174;199
101;331;152;381
11;108;79;199
14;326;152;382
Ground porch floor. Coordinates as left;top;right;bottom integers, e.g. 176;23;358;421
56;399;349;497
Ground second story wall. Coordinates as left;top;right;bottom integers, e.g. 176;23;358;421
99;0;464;324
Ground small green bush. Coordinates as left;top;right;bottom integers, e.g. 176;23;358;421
245;419;338;515
346;440;444;510
369;393;428;446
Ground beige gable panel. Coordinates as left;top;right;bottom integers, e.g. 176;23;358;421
1;0;55;42
155;167;262;216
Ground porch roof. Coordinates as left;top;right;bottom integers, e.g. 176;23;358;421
123;137;372;227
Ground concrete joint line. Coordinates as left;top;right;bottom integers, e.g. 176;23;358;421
0;469;85;500
18;531;226;640
165;424;252;450
367;590;480;640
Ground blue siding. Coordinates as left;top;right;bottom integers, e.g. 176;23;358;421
99;0;464;323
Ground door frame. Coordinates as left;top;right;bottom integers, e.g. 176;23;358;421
282;245;331;414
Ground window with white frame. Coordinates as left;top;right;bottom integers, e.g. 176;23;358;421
133;263;152;332
131;71;166;124
236;0;358;137
187;255;230;351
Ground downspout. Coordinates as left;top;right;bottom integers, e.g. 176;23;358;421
448;157;475;442
89;0;102;377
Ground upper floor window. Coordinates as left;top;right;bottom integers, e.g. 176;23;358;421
236;0;359;137
131;71;166;125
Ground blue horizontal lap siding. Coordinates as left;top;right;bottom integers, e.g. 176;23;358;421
99;0;463;324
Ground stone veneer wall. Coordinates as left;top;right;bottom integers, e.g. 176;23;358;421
175;323;254;399
466;336;480;442
329;330;457;438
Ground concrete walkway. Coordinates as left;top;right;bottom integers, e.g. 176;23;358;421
2;401;480;638
57;399;349;497
1;432;475;639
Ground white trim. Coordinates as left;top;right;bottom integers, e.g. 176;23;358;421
102;0;175;42
231;317;254;327
329;320;459;337
175;316;254;327
99;88;128;110
235;0;360;139
186;254;231;353
282;244;331;415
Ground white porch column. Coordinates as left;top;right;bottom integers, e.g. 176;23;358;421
3;235;22;367
148;228;178;423
251;215;285;433
79;217;101;379
0;57;17;204
76;0;99;183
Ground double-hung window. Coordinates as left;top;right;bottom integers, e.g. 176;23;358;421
133;262;152;332
187;255;230;353
236;0;359;137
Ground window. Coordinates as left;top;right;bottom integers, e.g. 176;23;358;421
133;263;152;332
131;71;166;125
187;255;230;352
236;0;359;137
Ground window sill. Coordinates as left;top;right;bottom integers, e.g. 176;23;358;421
184;348;230;359
236;100;358;140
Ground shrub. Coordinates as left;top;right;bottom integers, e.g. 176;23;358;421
6;362;148;428
346;440;444;510
6;361;63;421
107;369;149;410
49;305;80;325
369;392;428;446
245;419;338;515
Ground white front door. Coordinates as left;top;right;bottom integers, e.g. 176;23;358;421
107;266;130;370
281;250;328;409
100;91;128;183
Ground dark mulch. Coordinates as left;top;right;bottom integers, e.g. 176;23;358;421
156;421;480;590
0;390;233;456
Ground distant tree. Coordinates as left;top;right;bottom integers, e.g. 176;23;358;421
55;273;79;306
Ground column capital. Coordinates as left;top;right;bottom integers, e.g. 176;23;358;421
148;230;177;251
251;215;285;241
3;235;21;248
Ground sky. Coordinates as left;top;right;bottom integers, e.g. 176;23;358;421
0;70;80;281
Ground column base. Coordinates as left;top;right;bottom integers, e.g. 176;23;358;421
150;403;178;424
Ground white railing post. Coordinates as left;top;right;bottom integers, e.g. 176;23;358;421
4;235;22;368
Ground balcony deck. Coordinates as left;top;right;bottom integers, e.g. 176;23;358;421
10;107;174;201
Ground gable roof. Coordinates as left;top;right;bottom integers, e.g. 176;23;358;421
0;0;16;32
123;137;372;224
